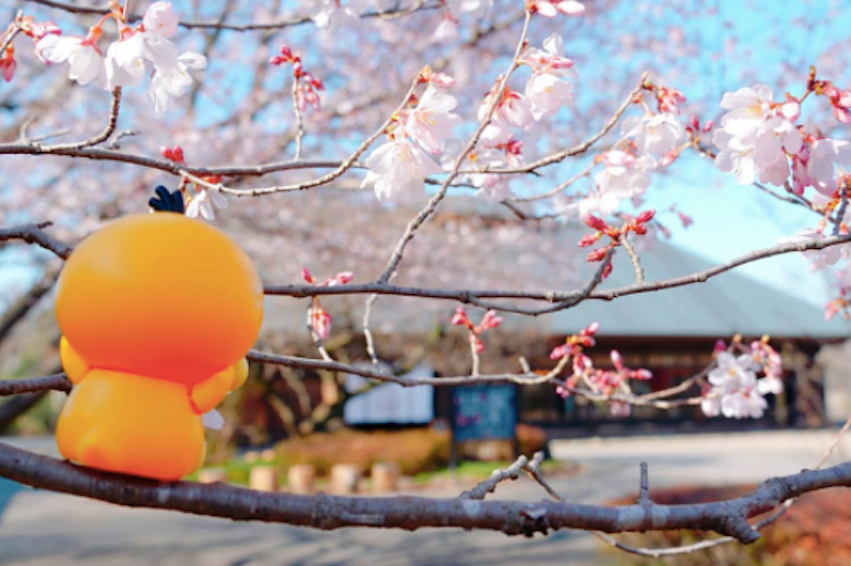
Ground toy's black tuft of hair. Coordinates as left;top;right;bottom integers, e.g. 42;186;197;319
148;186;185;214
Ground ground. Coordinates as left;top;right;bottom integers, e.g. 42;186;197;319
0;429;849;566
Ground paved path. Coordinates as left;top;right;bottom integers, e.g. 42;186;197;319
1;429;849;566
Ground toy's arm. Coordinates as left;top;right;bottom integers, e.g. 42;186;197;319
60;337;89;385
189;358;249;415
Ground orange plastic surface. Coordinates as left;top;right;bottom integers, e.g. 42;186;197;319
54;213;264;480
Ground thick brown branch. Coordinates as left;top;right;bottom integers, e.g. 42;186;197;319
0;373;71;396
0;441;850;542
0;222;72;259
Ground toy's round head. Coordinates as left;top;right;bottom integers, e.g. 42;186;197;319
55;213;264;386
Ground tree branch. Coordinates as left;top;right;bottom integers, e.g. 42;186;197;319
0;441;849;542
24;0;441;31
6;223;851;316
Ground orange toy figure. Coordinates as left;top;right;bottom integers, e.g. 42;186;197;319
54;187;264;481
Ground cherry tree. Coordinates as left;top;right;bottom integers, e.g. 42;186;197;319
2;0;851;559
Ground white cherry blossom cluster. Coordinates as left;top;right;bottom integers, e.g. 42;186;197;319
701;339;783;420
35;2;206;113
464;33;579;199
563;91;687;219
361;72;461;202
308;0;396;28
714;84;851;194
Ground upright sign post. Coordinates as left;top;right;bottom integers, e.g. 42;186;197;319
450;384;519;469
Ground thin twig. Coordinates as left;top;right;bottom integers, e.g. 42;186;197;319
25;0;441;31
44;87;122;151
620;237;645;284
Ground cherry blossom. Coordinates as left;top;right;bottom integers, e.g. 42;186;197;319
361;137;442;202
717;84;774;139
302;268;355;340
142;1;179;38
594;150;655;204
105;32;147;88
432;17;458;43
445;0;493;19
529;0;585;17
150;52;207;113
452;307;502;353
185;188;227;220
0;48;15;82
622;112;685;156
803;137;851;195
310;0;374;28
479;87;534;130
655;85;686;115
525;73;573;119
462;139;523;200
519;34;576;119
37;33;106;87
704;352;767;419
520;34;576;78
713;113;801;187
406;87;462;154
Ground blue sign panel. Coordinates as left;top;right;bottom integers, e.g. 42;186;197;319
452;385;517;442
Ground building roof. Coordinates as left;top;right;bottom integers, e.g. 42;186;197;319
540;238;851;340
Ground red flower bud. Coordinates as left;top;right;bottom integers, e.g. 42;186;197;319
583;214;609;232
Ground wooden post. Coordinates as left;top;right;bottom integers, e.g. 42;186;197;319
330;464;361;494
371;462;399;493
287;464;315;494
249;465;278;492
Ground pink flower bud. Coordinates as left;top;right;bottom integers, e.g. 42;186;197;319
451;307;470;327
309;303;332;339
713;339;727;353
577;232;602;247
702;120;714;132
583;214;608;231
601;261;613;279
586;248;607;262
632;369;653;380
0;56;15;82
610;349;624;370
160;145;184;163
636;209;656;223
480;310;503;330
301;267;314;283
550;344;570;360
678;212;693;228
330;271;354;285
689;115;700;130
584;322;600;335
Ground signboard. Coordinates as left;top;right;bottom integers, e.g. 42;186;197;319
344;363;435;425
451;384;517;442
